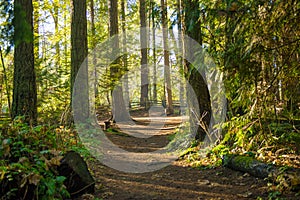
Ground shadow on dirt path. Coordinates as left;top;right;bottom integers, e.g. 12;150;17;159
90;161;273;200
84;112;298;200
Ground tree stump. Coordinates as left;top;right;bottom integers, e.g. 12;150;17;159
58;151;95;198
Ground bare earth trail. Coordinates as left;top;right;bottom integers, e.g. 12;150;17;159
85;111;298;200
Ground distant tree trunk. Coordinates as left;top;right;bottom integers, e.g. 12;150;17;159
12;0;37;124
63;7;68;68
121;0;129;109
140;0;149;107
33;0;39;61
33;0;40;98
70;0;89;121
109;0;131;122
54;0;60;66
161;0;174;114
48;0;60;66
90;0;98;97
177;0;186;108
151;0;157;104
0;47;11;117
183;0;211;141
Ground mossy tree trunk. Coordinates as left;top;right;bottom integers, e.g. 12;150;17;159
12;0;37;125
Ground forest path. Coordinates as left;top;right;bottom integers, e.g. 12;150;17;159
84;110;297;200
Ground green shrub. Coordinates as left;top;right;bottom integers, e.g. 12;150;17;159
0;117;71;199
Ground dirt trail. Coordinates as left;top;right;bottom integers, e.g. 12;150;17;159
85;111;298;200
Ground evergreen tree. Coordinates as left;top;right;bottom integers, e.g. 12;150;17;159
183;0;211;140
70;0;89;122
12;0;37;124
140;0;149;107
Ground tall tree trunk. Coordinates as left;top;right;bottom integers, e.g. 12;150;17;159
12;0;37;124
151;0;157;104
177;0;186;109
90;0;98;98
54;0;60;66
71;0;89;122
0;47;11;117
161;0;174;114
48;0;60;66
33;0;40;98
63;3;69;69
121;0;129;109
183;0;211;141
140;0;149;107
109;0;131;122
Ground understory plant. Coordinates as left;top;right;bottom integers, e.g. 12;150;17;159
0;117;80;199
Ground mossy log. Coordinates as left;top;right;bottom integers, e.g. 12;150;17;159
58;151;95;198
222;154;300;191
222;154;276;178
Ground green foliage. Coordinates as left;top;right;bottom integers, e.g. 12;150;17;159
0;0;299;197
0;118;75;199
178;0;299;175
0;0;14;52
38;176;69;200
167;133;176;141
106;127;131;137
219;115;300;156
267;190;282;200
221;115;256;151
70;144;94;159
37;65;71;124
211;144;229;157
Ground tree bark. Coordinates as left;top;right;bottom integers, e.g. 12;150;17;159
12;0;37;124
140;0;149;107
177;0;186;109
183;0;211;141
53;0;60;66
151;0;157;104
71;0;89;122
0;47;11;118
90;0;99;99
33;0;40;100
58;151;95;198
109;0;131;122
121;0;129;109
161;0;174;114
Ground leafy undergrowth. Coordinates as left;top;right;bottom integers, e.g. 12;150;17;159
0;117;88;200
180;115;300;196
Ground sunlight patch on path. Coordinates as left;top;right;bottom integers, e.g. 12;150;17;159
116;115;188;138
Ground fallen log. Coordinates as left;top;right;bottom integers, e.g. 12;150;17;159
222;154;300;191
